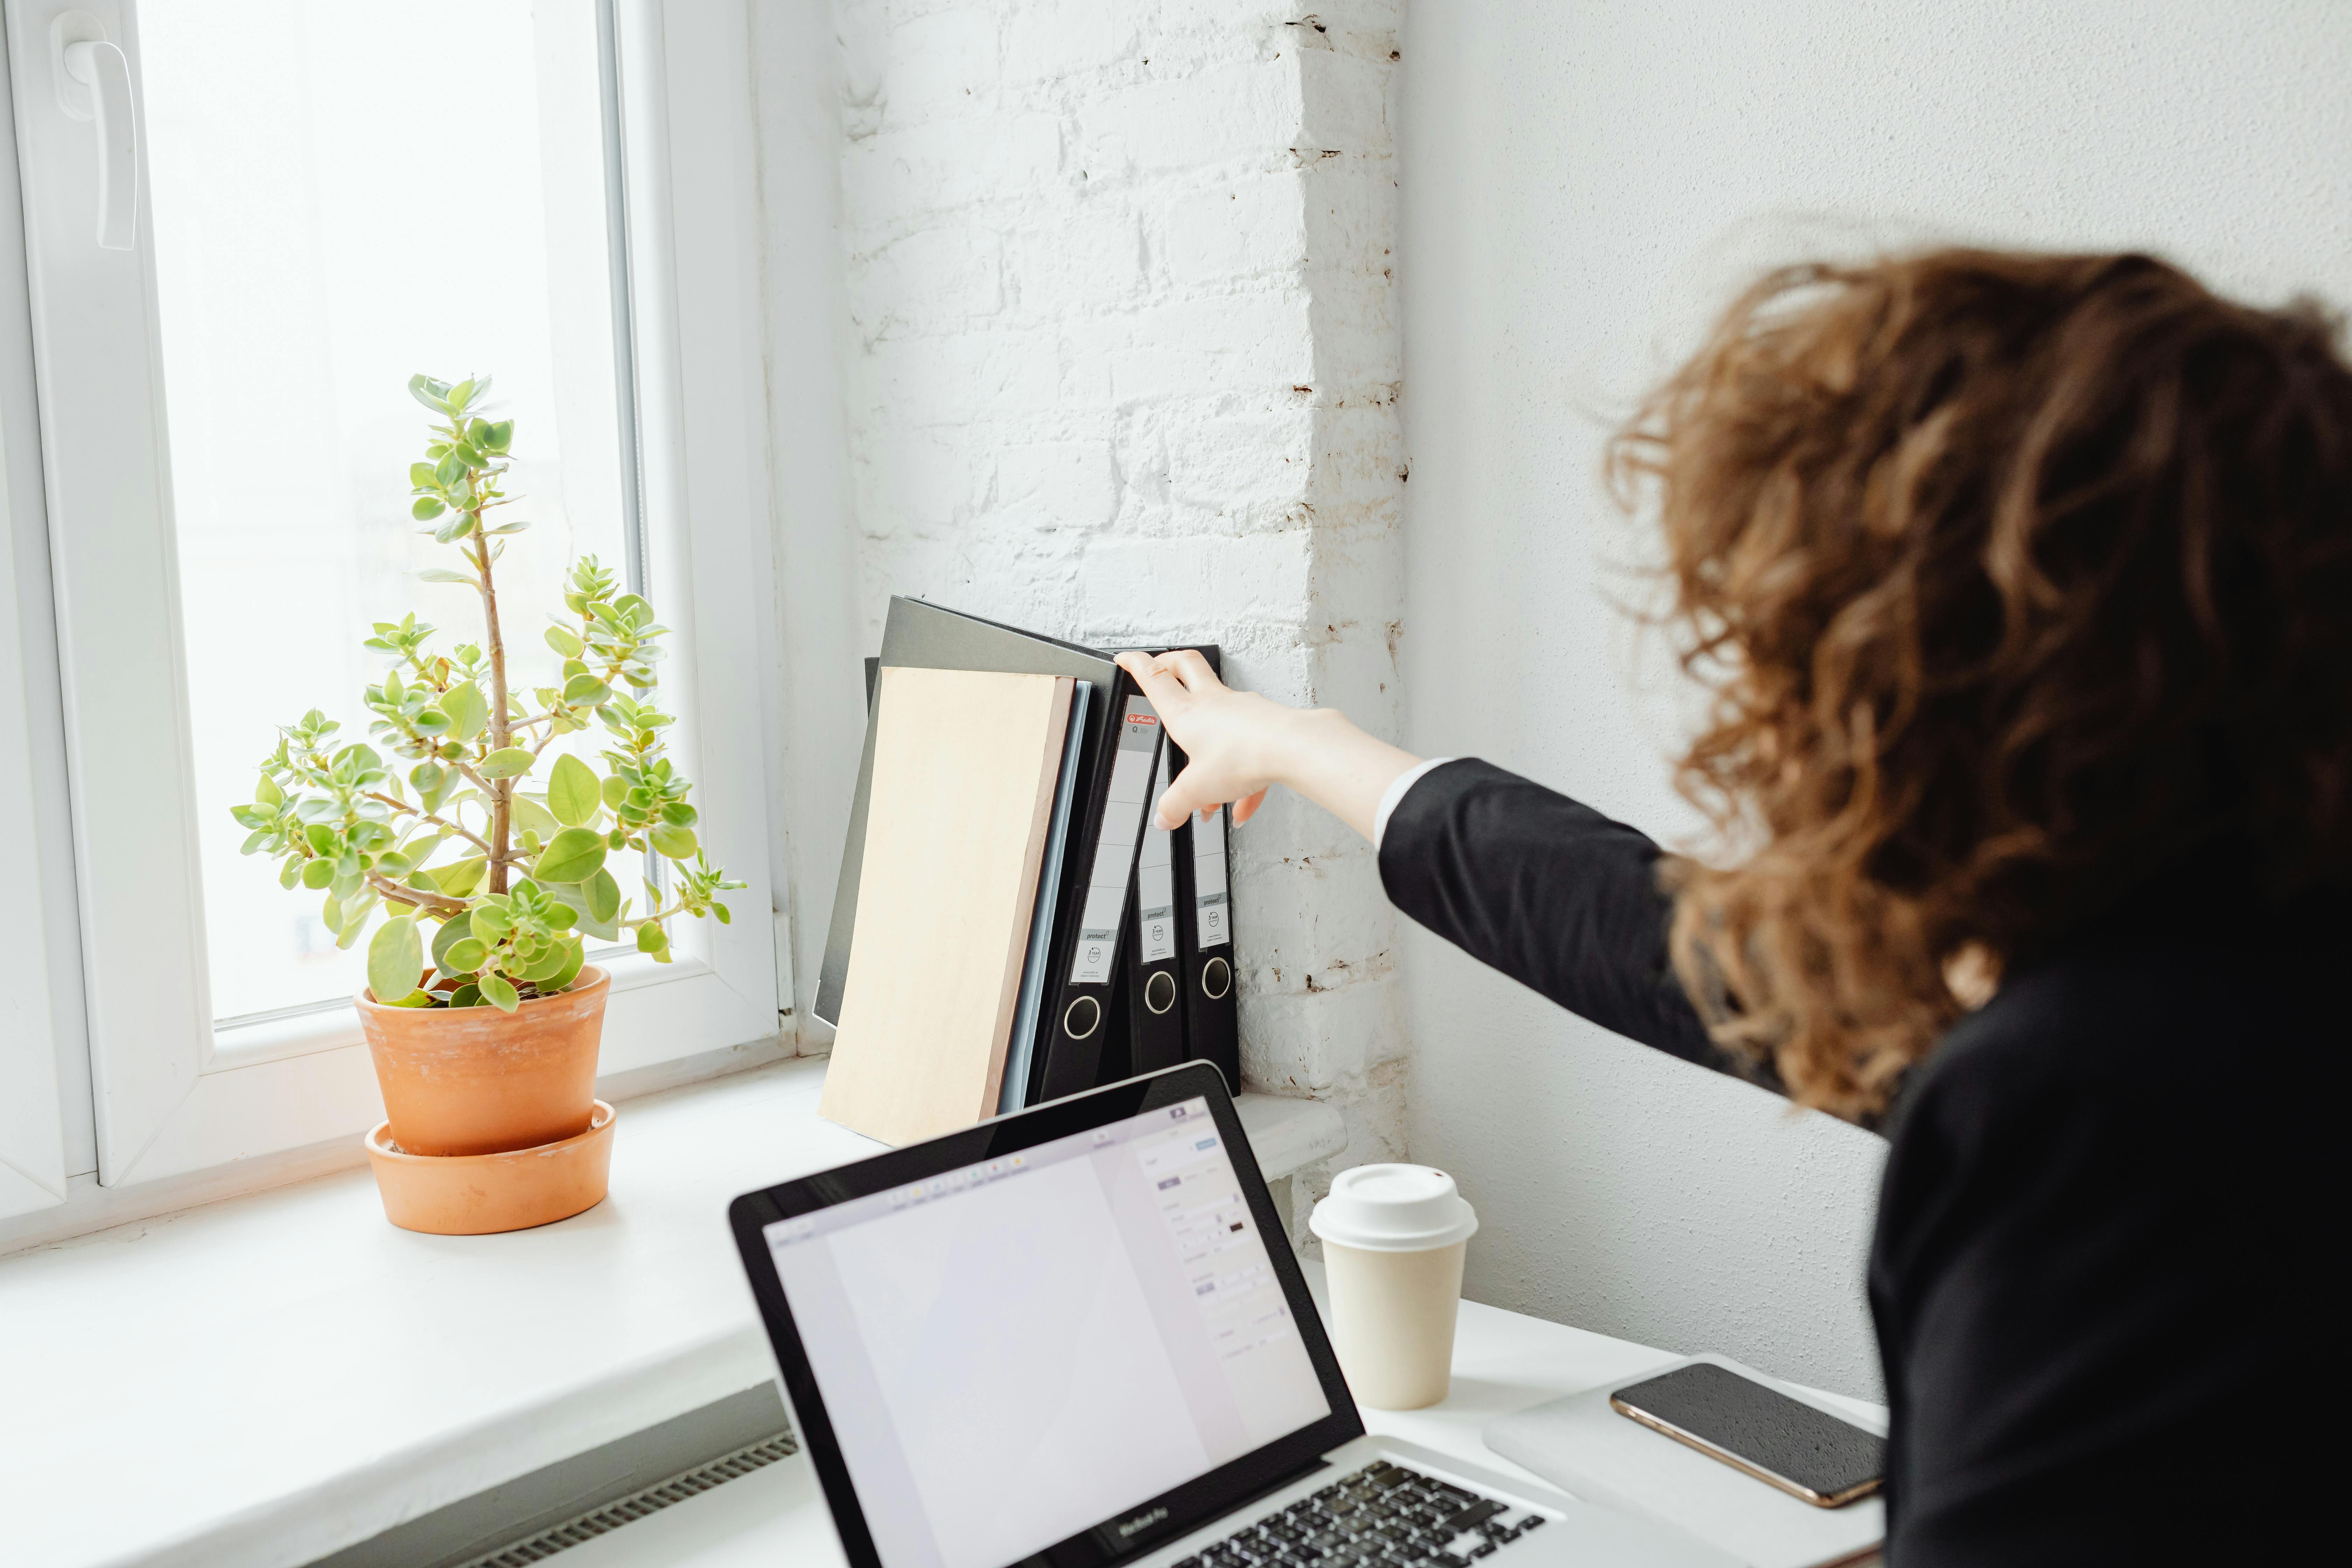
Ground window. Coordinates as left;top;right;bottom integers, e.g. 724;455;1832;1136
1;0;779;1199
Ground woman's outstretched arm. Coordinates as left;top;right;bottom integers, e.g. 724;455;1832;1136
1114;651;1724;1068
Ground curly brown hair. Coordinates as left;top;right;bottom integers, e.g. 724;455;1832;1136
1612;249;2352;1121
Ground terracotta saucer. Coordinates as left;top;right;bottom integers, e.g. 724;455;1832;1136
364;1100;616;1236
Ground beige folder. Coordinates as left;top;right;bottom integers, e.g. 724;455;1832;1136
819;666;1076;1146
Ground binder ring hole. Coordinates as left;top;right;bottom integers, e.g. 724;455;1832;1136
1201;956;1231;1000
1144;970;1177;1015
1063;995;1101;1039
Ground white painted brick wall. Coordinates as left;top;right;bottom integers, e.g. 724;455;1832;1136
824;0;1408;1219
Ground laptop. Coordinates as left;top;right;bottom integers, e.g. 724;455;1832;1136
729;1062;1735;1568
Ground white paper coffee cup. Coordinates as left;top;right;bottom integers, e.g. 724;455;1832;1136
1309;1164;1478;1410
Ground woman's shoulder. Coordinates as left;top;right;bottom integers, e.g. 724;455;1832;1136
1887;902;2345;1156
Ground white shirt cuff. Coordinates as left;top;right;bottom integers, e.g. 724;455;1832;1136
1373;757;1457;851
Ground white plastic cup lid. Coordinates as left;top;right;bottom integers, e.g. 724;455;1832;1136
1308;1163;1478;1253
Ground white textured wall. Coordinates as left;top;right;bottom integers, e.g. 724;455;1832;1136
818;1;1410;1198
1396;0;2352;1398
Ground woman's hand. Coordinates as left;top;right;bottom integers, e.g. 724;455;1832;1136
1114;650;1424;842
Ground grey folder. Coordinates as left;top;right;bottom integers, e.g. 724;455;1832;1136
814;598;1120;1027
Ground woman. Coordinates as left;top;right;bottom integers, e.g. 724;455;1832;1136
1118;250;2341;1564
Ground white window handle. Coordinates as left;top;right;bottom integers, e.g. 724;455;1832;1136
50;11;139;251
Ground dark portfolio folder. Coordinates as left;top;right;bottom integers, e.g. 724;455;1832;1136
1123;736;1186;1076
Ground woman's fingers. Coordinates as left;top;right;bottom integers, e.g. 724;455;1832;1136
1118;648;1272;830
1150;773;1203;830
1161;647;1222;693
1114;650;1185;712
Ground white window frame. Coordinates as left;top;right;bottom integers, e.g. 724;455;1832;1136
0;0;781;1196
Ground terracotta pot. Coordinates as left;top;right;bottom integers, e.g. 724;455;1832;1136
365;1101;616;1234
355;966;610;1157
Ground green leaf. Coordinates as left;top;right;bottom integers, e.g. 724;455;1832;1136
409;462;437;489
431;912;476;972
448;982;483;1008
368;916;423;1004
547;754;600;827
429;855;486;898
659;802;699;828
254;774;285;808
546;872;622;941
412;496;446;521
408;374;449;412
601;775;629;811
544;624;584;658
418;567;476;586
545;940;584;993
477;747;534;779
483;419;513;452
519;941;572;983
453;443;486;470
470;903;513;944
648;822;698;860
478;970;519;1013
441;936;488;974
434;451;466;487
383;988;436;1008
510;795;560;840
534;826;608;885
561;673;611;706
441;682;489;740
447;378;477;415
637;920;668;955
302;858;335;890
585;866;622;924
337;900;375;949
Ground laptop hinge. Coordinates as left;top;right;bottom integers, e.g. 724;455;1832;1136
1113;1456;1338;1565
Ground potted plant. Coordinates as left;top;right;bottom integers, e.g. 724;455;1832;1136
230;374;742;1233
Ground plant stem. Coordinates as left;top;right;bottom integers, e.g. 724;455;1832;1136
475;520;513;893
363;791;492;855
368;870;468;918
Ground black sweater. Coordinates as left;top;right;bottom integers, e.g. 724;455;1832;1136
1379;760;2330;1566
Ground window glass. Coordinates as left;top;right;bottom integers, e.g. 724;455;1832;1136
141;1;629;1021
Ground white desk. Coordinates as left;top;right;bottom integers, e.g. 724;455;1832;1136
550;1270;1885;1568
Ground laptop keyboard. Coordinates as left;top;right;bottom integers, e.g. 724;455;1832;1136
1172;1460;1549;1567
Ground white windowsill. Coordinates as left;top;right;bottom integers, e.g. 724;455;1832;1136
0;1058;1347;1568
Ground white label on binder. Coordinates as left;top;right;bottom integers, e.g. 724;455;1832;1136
1190;801;1230;950
1137;747;1177;962
1070;698;1162;985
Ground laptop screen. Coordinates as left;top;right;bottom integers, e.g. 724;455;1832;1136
763;1096;1333;1568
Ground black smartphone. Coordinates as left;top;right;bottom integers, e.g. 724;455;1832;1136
1610;1362;1884;1508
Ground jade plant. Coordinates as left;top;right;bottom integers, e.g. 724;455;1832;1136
231;374;742;1013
